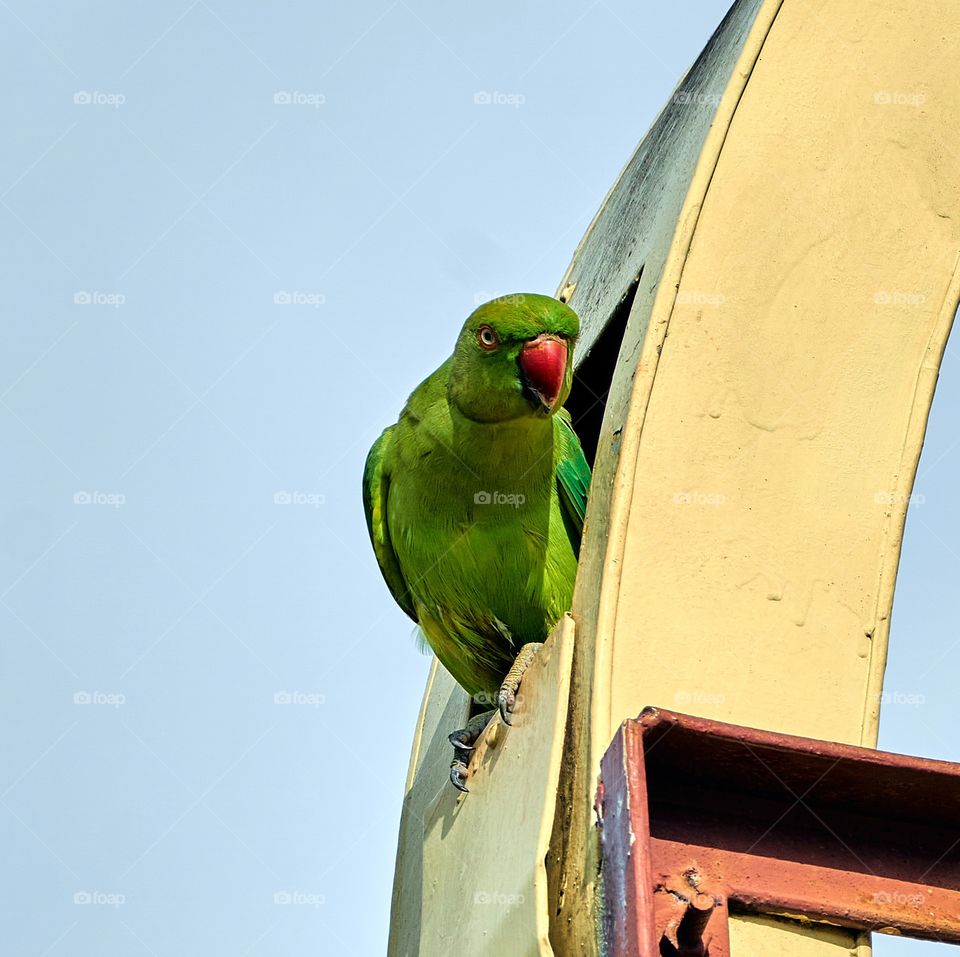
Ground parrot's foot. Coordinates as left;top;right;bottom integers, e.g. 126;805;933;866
448;709;496;793
497;641;544;726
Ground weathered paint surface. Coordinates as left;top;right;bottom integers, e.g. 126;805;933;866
554;1;794;952
559;0;960;953
598;709;960;955
729;915;863;957
388;660;471;957
606;0;960;746
388;616;574;957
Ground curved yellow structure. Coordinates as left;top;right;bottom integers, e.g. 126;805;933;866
389;1;960;954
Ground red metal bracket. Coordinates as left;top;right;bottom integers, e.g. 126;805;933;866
596;707;960;957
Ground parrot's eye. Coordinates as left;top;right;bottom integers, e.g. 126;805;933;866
477;325;498;350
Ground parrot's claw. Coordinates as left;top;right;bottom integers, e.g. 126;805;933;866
446;708;496;794
497;691;516;726
449;760;470;792
447;729;476;752
497;641;544;726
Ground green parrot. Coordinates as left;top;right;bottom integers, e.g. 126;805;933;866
363;293;590;791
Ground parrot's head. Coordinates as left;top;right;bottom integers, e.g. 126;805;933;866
448;293;580;423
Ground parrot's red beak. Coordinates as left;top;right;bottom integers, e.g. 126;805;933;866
518;334;568;412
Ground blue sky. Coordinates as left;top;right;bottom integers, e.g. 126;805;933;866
0;1;954;954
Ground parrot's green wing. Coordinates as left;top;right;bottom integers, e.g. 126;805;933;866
555;409;591;549
362;427;418;623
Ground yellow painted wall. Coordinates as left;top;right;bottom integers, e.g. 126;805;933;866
557;0;960;953
605;0;960;749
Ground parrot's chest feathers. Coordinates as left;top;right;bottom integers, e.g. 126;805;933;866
404;460;555;572
390;436;572;636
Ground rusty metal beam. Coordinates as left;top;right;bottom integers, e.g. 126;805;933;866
597;708;960;956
